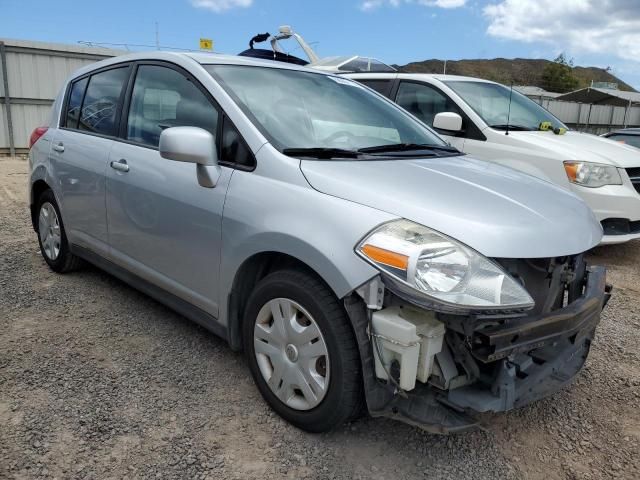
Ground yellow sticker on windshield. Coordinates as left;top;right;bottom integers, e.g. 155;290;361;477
539;121;552;131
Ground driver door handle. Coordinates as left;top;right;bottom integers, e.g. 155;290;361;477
110;159;129;173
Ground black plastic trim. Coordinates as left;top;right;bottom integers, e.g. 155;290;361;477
472;266;607;362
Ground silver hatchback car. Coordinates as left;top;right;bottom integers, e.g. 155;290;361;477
29;52;610;433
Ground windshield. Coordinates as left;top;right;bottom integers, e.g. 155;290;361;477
445;81;567;132
206;65;447;154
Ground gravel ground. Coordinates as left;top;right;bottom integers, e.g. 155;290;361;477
1;157;639;479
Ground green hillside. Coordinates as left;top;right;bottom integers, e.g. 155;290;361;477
398;58;636;92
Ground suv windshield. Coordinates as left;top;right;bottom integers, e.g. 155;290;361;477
445;81;567;132
206;65;449;156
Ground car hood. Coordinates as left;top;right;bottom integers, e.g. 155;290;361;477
300;155;602;258
505;130;640;168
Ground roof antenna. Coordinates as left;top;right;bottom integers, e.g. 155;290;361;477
505;83;513;136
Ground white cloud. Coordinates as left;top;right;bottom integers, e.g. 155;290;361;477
483;0;640;63
190;0;253;13
361;0;466;12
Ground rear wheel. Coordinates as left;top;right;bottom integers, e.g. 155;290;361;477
243;269;362;432
36;190;83;273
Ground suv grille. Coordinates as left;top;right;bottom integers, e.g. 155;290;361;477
627;167;640;193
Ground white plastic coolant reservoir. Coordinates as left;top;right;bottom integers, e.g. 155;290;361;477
372;306;445;390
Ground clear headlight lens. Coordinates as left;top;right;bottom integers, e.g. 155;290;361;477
356;220;534;311
564;161;622;188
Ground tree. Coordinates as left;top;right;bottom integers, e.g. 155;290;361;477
541;54;579;93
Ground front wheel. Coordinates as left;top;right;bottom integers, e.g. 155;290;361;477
243;269;362;432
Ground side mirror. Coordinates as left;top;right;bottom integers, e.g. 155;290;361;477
159;126;220;188
433;112;463;133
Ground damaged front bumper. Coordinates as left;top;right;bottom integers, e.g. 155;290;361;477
346;266;611;434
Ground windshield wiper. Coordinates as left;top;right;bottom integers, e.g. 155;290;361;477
357;143;459;154
282;147;360;159
489;124;533;131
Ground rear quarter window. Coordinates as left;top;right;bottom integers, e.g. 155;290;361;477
65;78;88;129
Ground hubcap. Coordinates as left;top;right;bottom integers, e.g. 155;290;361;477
254;298;330;411
38;202;61;261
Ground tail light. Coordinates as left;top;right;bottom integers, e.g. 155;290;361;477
29;127;49;149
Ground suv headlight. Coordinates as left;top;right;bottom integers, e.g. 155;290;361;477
564;161;622;188
356;220;534;312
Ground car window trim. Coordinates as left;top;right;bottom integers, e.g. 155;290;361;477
392;79;486;142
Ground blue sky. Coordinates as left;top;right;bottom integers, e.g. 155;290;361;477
3;0;639;89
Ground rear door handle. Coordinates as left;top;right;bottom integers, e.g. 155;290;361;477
110;159;129;173
52;143;64;153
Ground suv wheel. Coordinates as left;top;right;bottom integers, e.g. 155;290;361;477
243;269;362;432
36;190;82;273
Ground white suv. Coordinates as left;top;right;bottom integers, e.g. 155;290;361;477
348;73;640;244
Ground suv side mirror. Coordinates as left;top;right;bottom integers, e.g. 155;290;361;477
159;126;221;188
433;112;463;133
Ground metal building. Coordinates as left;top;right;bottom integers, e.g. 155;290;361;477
0;38;122;156
555;86;640;108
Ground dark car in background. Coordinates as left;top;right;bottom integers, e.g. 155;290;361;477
602;128;640;149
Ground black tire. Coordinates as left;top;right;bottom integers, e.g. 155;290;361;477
243;269;362;433
35;189;83;273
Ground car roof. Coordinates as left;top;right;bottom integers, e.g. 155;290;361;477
347;72;497;84
68;50;330;81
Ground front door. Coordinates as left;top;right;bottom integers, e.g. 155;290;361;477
394;80;467;151
106;63;229;317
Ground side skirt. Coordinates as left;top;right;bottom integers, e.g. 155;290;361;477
71;244;230;343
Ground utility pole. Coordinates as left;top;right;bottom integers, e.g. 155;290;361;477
443;59;447;75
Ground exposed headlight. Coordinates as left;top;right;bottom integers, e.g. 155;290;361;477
356;220;534;312
564;161;622;188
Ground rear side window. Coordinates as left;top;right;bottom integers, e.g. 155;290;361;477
126;65;219;148
79;67;129;136
65;78;88;129
358;79;392;97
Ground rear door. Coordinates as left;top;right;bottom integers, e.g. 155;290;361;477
51;65;131;257
105;62;231;318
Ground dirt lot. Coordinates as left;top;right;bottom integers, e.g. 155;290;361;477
1;157;639;479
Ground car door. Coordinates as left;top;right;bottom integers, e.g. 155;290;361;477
106;62;231;318
51;65;130;257
393;80;469;151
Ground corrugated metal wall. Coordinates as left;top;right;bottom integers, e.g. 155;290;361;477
0;39;122;155
2;38;639;153
531;98;640;135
